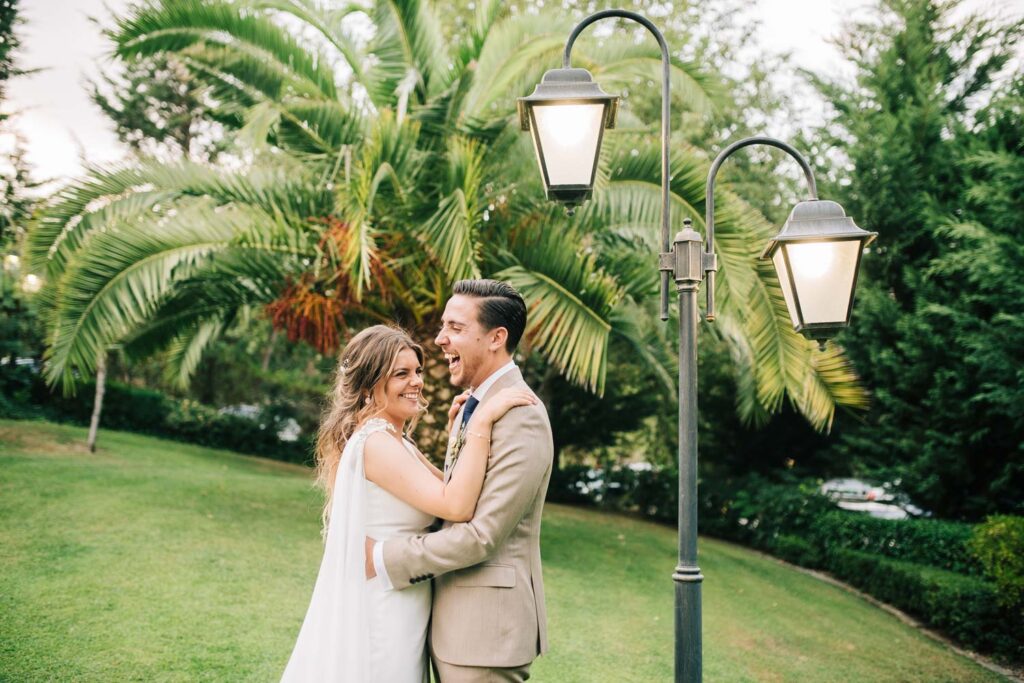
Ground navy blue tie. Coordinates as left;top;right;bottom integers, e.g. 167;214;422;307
461;395;479;428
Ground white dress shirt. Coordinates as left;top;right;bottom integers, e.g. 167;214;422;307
373;360;518;589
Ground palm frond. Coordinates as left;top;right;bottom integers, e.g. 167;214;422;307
417;136;483;280
44;199;240;392
122;249;294;361
384;0;450;96
26;166;155;277
461;12;571;122
112;0;338;100
164;317;228;388
244;0;367;81
494;226;623;395
609;300;675;396
43;198;313;393
444;0;506;81
362;0;449;107
714;312;772;427
182;42;298;100
793;342;870;431
278;98;366;153
420;191;480;281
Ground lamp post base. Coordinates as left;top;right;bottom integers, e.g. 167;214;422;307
674;569;703;683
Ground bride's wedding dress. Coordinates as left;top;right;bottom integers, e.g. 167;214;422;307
282;418;433;682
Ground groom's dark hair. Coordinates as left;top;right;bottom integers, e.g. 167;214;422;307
453;279;527;353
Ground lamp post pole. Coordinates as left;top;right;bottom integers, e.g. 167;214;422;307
563;11;705;682
523;11;876;683
666;135;822;683
669;221;705;683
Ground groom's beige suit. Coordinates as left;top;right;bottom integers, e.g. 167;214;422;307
381;367;553;680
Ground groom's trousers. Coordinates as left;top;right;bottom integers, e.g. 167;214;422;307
431;657;531;682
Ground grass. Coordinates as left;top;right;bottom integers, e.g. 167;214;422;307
0;418;1004;682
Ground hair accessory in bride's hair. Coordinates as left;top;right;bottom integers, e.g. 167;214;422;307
341;358;351;371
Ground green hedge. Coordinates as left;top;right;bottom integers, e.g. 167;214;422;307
2;367;313;464
809;510;979;576
828;549;1023;660
771;534;824;568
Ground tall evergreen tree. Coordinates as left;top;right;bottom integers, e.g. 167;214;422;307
1;0;44;386
90;53;228;162
812;0;1024;519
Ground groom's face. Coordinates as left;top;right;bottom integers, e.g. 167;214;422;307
435;294;492;389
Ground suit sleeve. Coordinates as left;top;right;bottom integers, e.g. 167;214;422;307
381;403;552;590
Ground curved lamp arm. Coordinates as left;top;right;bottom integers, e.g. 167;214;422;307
563;10;674;320
704;136;819;322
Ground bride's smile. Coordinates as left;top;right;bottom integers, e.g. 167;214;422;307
376;348;425;427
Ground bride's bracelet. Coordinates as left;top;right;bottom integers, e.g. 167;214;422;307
465;429;490;440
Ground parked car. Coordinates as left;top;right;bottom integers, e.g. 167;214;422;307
820;477;926;519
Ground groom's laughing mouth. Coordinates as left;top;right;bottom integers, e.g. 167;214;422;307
445;352;462;375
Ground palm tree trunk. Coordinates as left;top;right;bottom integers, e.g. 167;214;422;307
87;351;107;453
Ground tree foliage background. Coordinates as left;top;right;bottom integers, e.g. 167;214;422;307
6;0;1024;525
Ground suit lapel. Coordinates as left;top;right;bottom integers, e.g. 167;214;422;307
443;410;461;485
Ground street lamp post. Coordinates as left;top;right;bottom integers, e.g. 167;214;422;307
518;11;875;683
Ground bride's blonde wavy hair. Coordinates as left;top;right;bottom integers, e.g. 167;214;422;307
315;325;427;530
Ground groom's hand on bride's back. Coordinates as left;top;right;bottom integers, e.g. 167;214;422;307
365;537;377;579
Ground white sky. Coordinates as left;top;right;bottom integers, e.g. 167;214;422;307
4;0;1023;183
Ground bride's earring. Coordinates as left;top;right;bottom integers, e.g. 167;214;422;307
364;394;371;405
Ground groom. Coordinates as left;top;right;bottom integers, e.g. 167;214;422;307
367;279;554;682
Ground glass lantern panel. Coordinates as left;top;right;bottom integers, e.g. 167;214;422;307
772;249;800;327
785;240;861;324
532;103;606;186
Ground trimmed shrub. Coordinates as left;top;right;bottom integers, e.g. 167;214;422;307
810;510;980;575
970;515;1024;610
0;364;38;417
828;549;1023;661
771;534;823;568
626;467;678;523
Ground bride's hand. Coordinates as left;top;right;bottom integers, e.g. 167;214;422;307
472;389;537;427
447;390;472;432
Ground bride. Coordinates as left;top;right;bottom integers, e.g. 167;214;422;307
281;325;534;682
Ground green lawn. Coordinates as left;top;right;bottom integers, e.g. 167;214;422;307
0;419;1002;682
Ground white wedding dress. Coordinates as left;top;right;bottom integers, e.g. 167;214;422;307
281;418;434;682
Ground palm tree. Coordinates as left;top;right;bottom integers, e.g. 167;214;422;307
26;0;865;453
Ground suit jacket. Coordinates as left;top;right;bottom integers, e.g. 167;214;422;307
381;367;554;668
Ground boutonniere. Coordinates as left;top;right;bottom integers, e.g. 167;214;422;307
450;426;467;470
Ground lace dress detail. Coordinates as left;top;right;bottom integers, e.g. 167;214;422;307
281;418;433;683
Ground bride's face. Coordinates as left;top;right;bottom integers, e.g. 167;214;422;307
373;348;424;423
